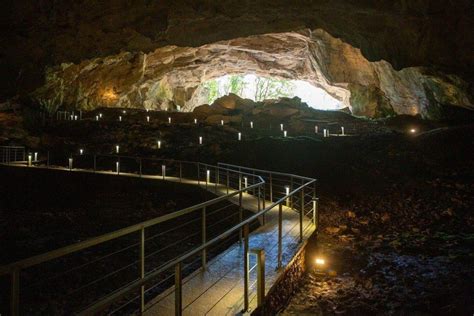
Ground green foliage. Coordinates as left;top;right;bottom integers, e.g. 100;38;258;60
203;75;295;104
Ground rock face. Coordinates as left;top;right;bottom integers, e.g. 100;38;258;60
30;30;473;119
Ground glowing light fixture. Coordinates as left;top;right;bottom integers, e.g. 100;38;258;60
162;165;166;179
221;119;224;126
206;169;210;184
238;132;241;141
315;257;325;266
115;145;120;153
341;127;345;135
157;140;161;149
34;152;38;161
244;176;248;189
194;118;197;124
250;121;254;129
119;116;122;121
28;154;32;167
315;125;318;133
199;136;203;145
95;115;99;121
99;113;103;118
68;158;73;171
123;110;126;114
116;161;120;174
168;117;172;124
74;115;78;121
280;123;284;131
410;128;416;134
285;185;290;206
146;116;150;122
79;149;83;155
283;130;287;138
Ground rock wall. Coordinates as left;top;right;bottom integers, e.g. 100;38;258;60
31;30;473;119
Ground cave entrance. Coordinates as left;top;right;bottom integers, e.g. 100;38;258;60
199;74;343;110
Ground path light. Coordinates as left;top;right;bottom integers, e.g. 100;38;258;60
115;145;120;154
323;129;329;137
194;118;197;124
96;115;99;121
99;113;103;118
116;161;120;175
206;169;210;184
74;115;78;120
238;132;241;141
162;165;166;179
146;116;150;122
285;185;290;206
244;176;248;189
315;257;325;266
28;153;32;167
199;136;203;145
69;157;73;171
410;128;417;134
250;121;254;129
280;123;284;131
315;125;318;133
146;108;149;112
157;140;161;149
119;116;122;122
341;127;345;135
221;119;224;126
34;152;38;161
283;130;287;138
168;117;172;124
122;110;126;114
79;149;83;155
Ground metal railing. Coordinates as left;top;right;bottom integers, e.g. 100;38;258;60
0;153;318;315
0;146;25;163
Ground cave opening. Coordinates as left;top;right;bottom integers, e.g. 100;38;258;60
199;74;343;110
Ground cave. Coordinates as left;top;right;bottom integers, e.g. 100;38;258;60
0;1;473;315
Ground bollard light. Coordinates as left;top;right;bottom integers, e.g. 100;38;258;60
157;140;161;149
79;149;84;155
115;145;120;153
28;154;32;167
238;132;241;141
315;257;325;266
283;130;287;138
162;165;166;179
116;161;120;174
168;117;171;124
74;115;78;120
70;115;74;120
280;123;284;131
341;126;345;135
123;110;126;114
119;116;122;122
194;118;197;124
34;152;38;161
96;115;99;121
315;125;318;133
285;185;290;206
250;121;254;129
244;176;248;189
69;158;73;171
99;113;103;118
199;136;203;145
221;119;224;126
146;116;150;122
146;108;149;112
206;169;210;184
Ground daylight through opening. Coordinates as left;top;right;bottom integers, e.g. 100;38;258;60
200;74;343;110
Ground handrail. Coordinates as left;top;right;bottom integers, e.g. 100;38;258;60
1;153;317;315
80;178;316;314
0;165;263;275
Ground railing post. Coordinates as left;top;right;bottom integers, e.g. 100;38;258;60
278;203;283;269
93;154;96;172
197;163;200;186
254;249;265;307
226;169;230;194
243;223;250;312
239;191;243;243
300;187;304;242
139;158;142;177
290;176;294;209
202;206;207;270
214;167;218;193
175;262;182;316
47;151;50;168
179;162;182;182
11;269;19;316
313;198;319;232
140;228;145;314
269;172;273;202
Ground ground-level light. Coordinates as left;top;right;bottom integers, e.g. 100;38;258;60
68;158;73;171
34;152;38;161
250;121;254;129
315;257;325;266
206;169;210;184
199;136;203;145
146;116;150;122
410;128;417;134
315;125;318;133
285;185;290;206
28;154;32;167
95;115;99;121
162;165;166;179
74;115;78;120
168;117;171;124
221;119;224;126
238;132;241;141
119;116;122;121
99;113;103;118
280;123;284;131
116;161;120;174
79;149;83;155
244;176;248;189
122;110;126;114
157;140;161;149
283;130;287;138
115;145;120;153
194;118;197;124
341;127;345;135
